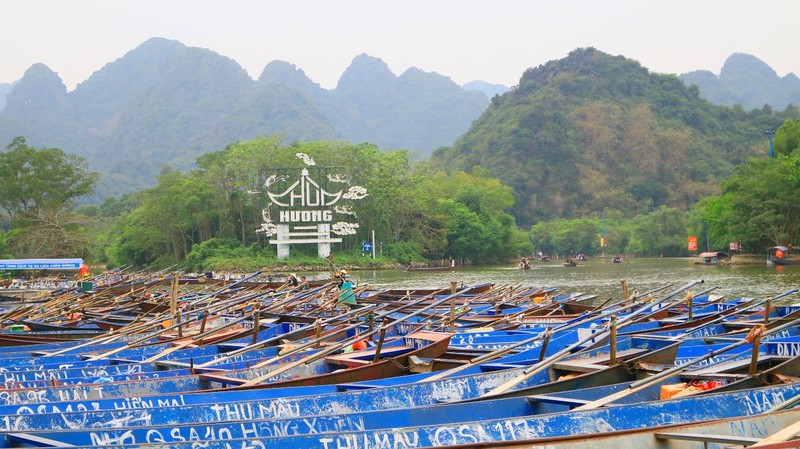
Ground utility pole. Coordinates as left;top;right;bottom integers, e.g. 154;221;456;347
767;130;776;158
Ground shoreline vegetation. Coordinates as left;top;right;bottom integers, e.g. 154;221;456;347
144;254;768;276
724;254;768;265
242;253;768;273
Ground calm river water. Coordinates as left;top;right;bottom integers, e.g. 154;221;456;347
329;257;800;305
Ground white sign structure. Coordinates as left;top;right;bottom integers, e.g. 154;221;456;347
257;154;367;259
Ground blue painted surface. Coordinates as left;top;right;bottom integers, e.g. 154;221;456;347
0;258;83;270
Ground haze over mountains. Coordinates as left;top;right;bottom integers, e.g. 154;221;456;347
0;38;489;197
0;38;796;205
679;53;800;111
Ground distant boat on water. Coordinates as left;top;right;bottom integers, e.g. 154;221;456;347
404;265;458;272
695;251;730;265
767;246;799;266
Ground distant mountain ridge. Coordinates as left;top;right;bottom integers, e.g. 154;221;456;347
1;40;796;209
680;53;800;110
462;80;510;98
0;82;13;110
0;37;489;198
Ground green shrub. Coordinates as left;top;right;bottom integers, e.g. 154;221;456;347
385;241;424;264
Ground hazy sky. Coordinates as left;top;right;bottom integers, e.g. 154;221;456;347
2;0;798;91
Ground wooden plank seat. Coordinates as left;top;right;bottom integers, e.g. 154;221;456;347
689;355;785;375
525;394;593;408
655;431;760;446
335;382;380;391
198;372;247;386
553;348;649;373
5;433;74;447
324;345;412;367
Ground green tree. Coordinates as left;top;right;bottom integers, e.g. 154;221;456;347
703;155;800;249
0;137;99;221
0;137;99;258
774;119;800;156
626;206;691;256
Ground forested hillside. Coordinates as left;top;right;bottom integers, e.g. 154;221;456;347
0;38;488;198
433;48;797;226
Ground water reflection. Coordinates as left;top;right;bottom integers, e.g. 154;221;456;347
330;258;800;304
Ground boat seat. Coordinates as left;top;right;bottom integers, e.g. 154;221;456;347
479;359;542;371
700;335;745;343
679;372;748;381
5;433;73;447
655;431;760;445
324;346;411;367
335;382;379;391
197;372;246;386
526;394;593;408
551;361;606;373
153;360;191;369
553;348;648;373
689;355;783;375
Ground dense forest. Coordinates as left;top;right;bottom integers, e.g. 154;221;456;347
2;116;799;271
1;48;799;270
433;48;796;226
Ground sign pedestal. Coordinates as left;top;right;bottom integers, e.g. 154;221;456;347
318;224;331;258
276;224;290;259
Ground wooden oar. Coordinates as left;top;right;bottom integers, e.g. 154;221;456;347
479;279;706;397
751;420;800;447
574;302;800;411
82;272;270;359
234;289;478;387
676;289;800;341
243;286;467;369
236;287;476;387
140;314;256;363
194;303;379;368
422;289;668;383
243;311;381;371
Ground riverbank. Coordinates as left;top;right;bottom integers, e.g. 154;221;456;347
724;254;766;266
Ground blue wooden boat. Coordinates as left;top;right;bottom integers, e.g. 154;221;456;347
3;300;796;443
5;356;800;447
0;335;679;436
0;278;796;448
0;328;452;405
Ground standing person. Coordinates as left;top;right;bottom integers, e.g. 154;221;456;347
336;270;357;309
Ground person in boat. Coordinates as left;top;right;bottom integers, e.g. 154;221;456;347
298;275;309;290
287;273;299;287
336;270;357;309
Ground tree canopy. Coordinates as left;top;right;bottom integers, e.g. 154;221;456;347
0;137;99;258
95;137;529;268
433;48;795;226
